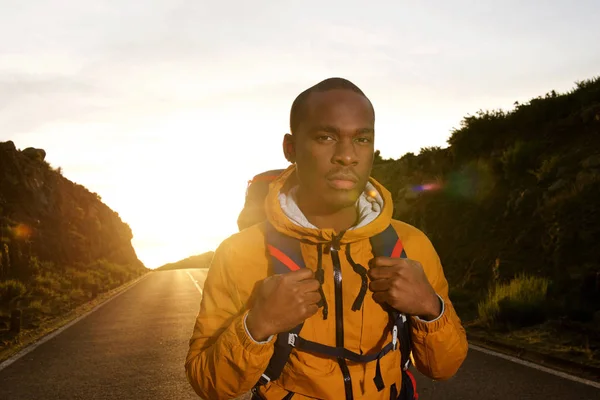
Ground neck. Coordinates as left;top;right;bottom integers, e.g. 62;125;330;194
296;188;358;233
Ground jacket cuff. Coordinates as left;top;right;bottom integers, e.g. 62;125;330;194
243;311;275;344
235;310;276;353
412;295;447;332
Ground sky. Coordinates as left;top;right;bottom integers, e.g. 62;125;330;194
1;0;599;269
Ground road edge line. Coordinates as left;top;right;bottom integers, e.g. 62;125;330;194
469;342;600;389
0;272;151;372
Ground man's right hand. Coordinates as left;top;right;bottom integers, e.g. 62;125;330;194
246;268;321;342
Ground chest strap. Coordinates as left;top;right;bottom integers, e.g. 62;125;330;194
254;222;414;397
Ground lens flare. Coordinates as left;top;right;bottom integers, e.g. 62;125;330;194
407;162;495;201
13;224;33;240
411;182;443;193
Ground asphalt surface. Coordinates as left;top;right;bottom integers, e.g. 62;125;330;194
0;269;598;400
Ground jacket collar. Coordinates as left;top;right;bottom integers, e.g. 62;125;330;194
264;165;394;244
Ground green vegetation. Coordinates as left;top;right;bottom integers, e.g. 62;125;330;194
477;274;549;329
372;76;600;365
0;142;147;347
156;252;214;271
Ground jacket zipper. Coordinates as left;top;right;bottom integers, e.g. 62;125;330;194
330;235;353;400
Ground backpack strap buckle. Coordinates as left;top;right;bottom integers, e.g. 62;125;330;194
287;333;298;347
257;373;271;386
392;325;398;351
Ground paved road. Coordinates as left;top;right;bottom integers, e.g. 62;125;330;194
0;269;598;399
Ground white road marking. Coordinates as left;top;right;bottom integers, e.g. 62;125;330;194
0;273;150;372
470;344;600;389
186;270;203;295
5;270;594;390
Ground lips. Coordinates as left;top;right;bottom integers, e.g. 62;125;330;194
327;173;358;190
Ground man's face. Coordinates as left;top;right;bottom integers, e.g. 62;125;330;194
290;89;375;211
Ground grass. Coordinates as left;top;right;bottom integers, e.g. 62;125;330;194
477;274;549;329
466;273;600;376
0;259;148;361
0;272;150;363
467;320;600;371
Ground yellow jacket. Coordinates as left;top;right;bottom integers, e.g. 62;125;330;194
186;166;468;399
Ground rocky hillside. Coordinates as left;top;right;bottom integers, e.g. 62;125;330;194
0;141;146;332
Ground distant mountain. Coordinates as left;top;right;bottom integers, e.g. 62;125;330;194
156;252;214;271
0;141;147;334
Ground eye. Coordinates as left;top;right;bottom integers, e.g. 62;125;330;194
316;135;335;142
355;137;373;144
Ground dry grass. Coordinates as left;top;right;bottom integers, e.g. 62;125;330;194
0;272;150;363
478;274;549;328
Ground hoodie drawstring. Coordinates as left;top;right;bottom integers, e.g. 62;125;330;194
315;243;328;320
345;243;368;312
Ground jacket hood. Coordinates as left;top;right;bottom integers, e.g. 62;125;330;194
264;164;395;244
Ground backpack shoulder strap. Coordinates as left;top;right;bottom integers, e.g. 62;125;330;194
254;223;306;388
369;224;413;372
369;224;407;259
265;222;305;273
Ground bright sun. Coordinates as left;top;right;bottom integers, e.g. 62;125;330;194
78;107;291;269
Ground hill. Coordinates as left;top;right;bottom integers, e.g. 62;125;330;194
0;141;147;337
372;76;600;367
156;252;214;271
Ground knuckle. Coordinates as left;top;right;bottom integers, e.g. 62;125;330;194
299;305;308;317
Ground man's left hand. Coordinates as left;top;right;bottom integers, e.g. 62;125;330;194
368;257;441;321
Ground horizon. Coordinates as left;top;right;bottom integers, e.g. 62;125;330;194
2;1;599;269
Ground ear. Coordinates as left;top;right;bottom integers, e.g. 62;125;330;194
282;134;296;163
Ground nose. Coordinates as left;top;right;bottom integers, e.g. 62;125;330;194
332;138;359;166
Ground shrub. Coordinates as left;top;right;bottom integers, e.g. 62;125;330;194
70;288;86;303
500;140;541;181
26;299;49;315
478;274;549;329
0;279;27;305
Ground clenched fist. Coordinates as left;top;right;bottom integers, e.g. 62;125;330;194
368;257;441;321
246;268;321;341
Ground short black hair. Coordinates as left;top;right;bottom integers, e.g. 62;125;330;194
289;77;374;135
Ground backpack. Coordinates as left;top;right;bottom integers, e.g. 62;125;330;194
240;170;418;400
237;169;286;231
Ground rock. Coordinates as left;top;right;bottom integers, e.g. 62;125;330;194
22;147;46;162
548;179;568;192
581;154;600;169
0;140;16;151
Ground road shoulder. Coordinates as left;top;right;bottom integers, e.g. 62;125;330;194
468;331;600;384
0;272;151;367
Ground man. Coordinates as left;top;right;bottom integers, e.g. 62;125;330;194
186;78;468;400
